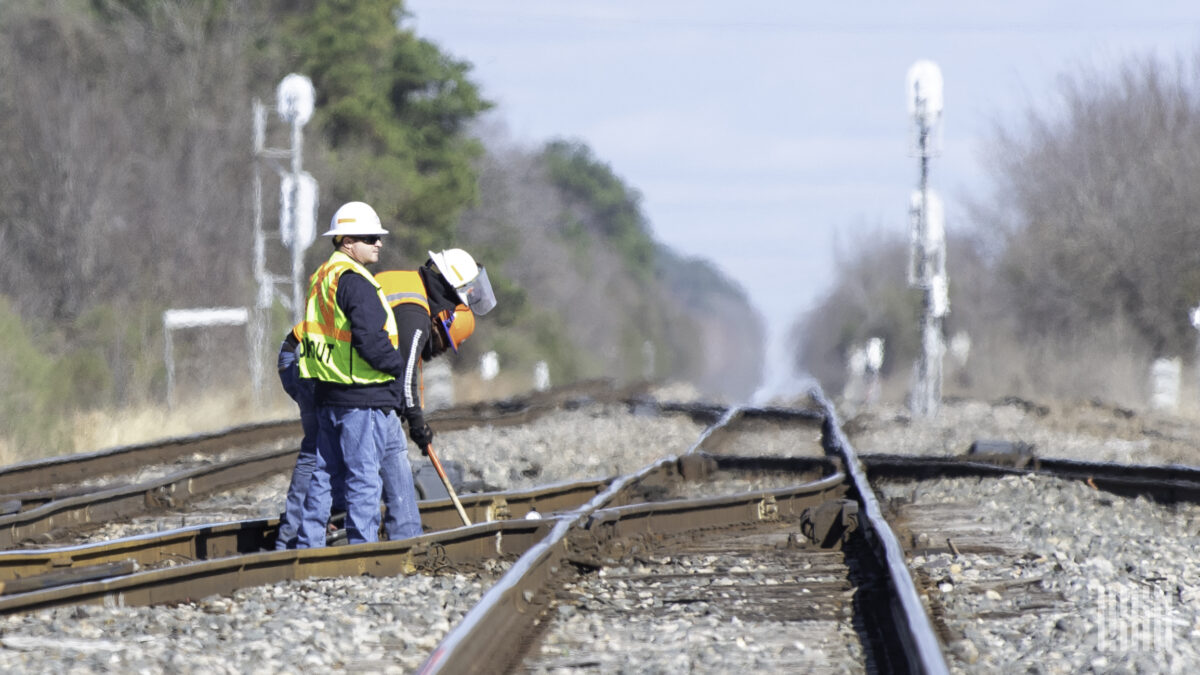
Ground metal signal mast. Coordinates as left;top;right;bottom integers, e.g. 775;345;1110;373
250;74;318;404
906;60;947;417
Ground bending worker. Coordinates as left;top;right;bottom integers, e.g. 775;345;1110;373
295;201;412;547
375;247;494;539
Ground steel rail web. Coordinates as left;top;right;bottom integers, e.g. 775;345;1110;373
862;453;1200;502
0;445;301;550
0;478;612;582
0;378;642;496
419;403;838;674
417;454;683;675
418;405;748;674
0;518;557;616
0;381;659;551
810;388;950;675
0;420;303;496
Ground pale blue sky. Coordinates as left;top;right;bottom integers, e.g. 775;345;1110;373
403;2;1200;354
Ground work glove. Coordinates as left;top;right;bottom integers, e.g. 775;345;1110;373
410;423;434;455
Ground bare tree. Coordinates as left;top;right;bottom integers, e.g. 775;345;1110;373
978;55;1200;357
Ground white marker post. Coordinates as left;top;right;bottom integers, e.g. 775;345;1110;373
163;307;251;410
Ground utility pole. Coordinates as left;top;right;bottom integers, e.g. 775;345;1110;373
906;60;947;417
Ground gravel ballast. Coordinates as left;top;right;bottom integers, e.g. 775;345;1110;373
3;393;1200;672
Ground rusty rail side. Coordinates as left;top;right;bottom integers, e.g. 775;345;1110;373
0;446;299;550
584;472;847;543
419;403;800;674
418;456;848;675
0;421;302;496
812;389;949;675
0;478;610;580
0;465;678;616
0;518;554;616
0;379;645;495
0;383;665;550
861;453;1200;503
419;451;690;675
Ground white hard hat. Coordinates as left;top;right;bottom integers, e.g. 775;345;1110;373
324;201;388;238
428;248;498;315
428;248;479;286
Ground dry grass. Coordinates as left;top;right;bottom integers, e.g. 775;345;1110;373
0;374;546;468
70;389;297;458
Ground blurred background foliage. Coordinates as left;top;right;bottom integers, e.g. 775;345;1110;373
0;0;762;459
6;0;1196;459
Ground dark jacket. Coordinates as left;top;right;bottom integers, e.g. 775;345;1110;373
312;271;409;410
386;266;462;433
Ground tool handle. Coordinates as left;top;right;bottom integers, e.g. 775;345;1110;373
426;444;472;526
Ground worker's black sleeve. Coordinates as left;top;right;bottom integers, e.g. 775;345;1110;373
336;272;408;377
391;302;432;434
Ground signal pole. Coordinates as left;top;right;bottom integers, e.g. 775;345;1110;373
906;60;947;417
249;74;318;405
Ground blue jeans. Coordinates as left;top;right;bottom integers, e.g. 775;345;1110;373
381;412;423;540
297;406;387;547
275;347;343;550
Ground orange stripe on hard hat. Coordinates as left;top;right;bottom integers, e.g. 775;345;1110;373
337;217;356;224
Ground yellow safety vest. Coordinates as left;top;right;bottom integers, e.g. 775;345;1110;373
375;270;430;313
375;270;430;407
298;251;399;385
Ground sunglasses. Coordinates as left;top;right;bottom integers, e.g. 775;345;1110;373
351;235;382;245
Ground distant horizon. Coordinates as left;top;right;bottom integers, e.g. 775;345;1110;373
404;1;1200;368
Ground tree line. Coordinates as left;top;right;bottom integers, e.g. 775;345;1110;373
0;0;762;457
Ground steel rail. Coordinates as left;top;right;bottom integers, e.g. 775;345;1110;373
418;450;694;675
583;471;849;542
0;379;643;497
0;421;302;496
811;388;950;675
861;452;1200;502
0;478;610;581
0;382;659;550
418;402;837;674
0;460;696;616
0;518;555;615
420;458;851;673
0;445;299;550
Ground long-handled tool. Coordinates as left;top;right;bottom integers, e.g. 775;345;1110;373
425;443;472;526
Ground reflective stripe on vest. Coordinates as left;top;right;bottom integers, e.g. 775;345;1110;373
375;270;430;313
375;270;430;409
298;251;398;385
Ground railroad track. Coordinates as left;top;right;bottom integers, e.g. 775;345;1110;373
0;380;650;549
3;382;1199;672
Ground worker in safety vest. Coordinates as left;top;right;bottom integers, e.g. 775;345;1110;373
273;324;341;549
374;249;492;539
273;250;492;546
294;201;411;547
